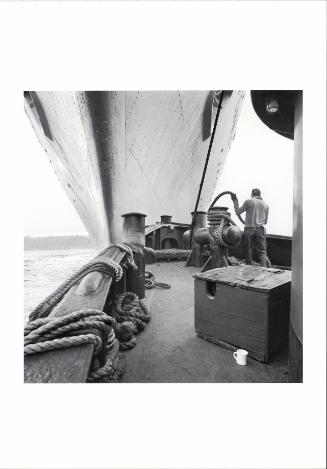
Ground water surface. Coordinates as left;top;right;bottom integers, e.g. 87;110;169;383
24;248;96;323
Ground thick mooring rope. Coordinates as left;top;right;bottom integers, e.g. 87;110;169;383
24;309;115;347
145;270;171;290
28;243;137;322
143;247;157;256
207;191;245;248
114;243;138;271
209;191;245;225
24;309;118;382
207;209;237;248
24;292;153;381
28;256;123;322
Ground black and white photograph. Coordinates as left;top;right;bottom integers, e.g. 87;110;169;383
23;90;302;384
0;1;325;469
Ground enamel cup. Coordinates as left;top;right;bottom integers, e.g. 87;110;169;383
233;349;248;366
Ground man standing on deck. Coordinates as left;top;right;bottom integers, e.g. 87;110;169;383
232;188;271;267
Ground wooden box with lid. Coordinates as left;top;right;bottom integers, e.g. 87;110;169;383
193;265;291;362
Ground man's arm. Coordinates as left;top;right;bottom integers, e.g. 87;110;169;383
265;206;269;224
234;199;248;215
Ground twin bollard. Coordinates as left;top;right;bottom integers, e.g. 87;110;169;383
184;208;242;269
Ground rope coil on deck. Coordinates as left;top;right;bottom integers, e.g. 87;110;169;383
145;270;171;290
115;292;151;350
142;248;172;289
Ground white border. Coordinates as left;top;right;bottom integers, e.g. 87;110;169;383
0;1;325;468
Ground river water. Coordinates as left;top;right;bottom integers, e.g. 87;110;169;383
24;248;96;324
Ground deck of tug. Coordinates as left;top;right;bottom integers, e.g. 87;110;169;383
121;261;289;383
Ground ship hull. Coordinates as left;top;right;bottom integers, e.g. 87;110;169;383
25;90;245;250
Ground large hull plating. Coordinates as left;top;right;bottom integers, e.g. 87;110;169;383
25;91;245;250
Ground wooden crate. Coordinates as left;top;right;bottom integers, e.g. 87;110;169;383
194;266;291;362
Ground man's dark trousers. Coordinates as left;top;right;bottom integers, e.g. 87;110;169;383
244;226;271;267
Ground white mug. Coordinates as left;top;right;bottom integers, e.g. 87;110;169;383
233;349;248;366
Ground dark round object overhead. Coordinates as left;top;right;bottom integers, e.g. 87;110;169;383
251;90;299;140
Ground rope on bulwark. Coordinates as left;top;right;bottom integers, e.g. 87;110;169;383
143;246;157;256
114;243;138;271
114;292;151;351
28;257;123;322
28;242;137;322
24;333;102;356
24;309;119;382
24;244;163;381
24;293;152;381
25;243;144;382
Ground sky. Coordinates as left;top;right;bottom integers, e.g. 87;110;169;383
215;92;294;235
24;91;294;237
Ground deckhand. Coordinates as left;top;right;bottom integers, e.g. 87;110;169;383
233;188;271;268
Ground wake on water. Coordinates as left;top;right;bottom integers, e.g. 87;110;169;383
24;248;96;324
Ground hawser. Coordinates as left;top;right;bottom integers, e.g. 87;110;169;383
23;90;302;384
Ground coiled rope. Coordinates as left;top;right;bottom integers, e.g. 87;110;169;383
24;292;152;381
207;191;245;248
142;248;172;289
114;292;151;350
145;270;171;290
207;208;237;248
24;309;119;382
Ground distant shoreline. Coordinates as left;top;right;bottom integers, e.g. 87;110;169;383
24;235;93;251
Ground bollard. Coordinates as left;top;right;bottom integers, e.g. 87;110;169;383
184;211;208;267
160;215;172;224
183;211;207;247
191;211;207;231
122;213;146;299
